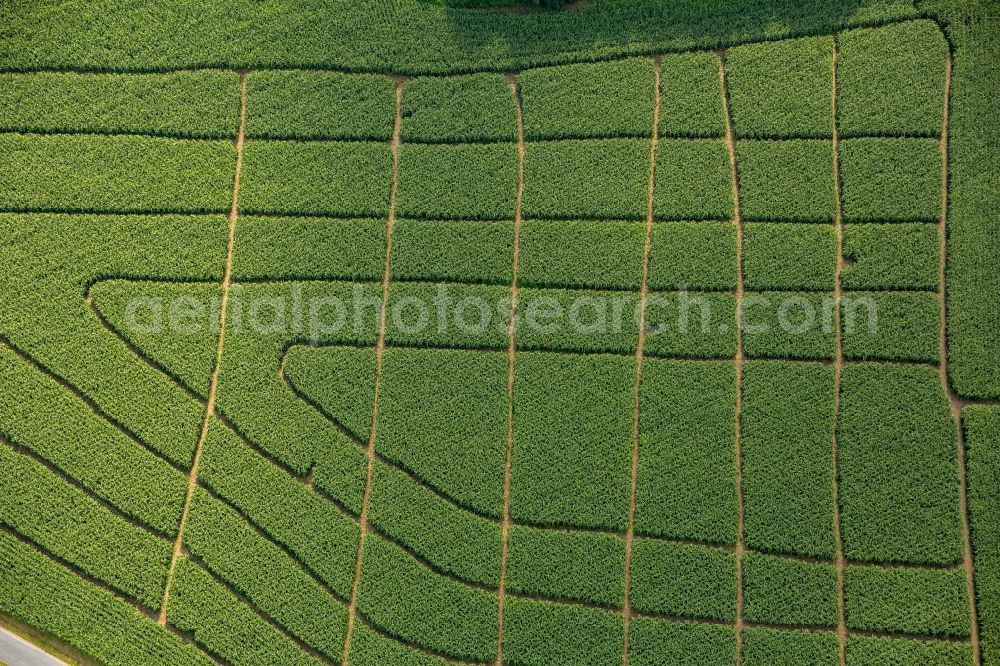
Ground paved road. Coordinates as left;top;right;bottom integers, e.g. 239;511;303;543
0;628;67;666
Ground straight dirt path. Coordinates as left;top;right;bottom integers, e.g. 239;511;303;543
621;55;662;666
340;76;406;666
718;50;747;666
830;36;849;666
158;72;247;626
495;72;526;666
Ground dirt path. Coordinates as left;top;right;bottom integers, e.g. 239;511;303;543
494;72;527;666
158;71;247;626
621;55;663;666
830;36;849;666
718;50;747;666
340;76;406;666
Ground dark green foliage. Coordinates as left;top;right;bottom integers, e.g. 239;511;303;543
0;530;215;666
737;139;836;221
167;558;320;665
0;345;189;538
0;442;172;611
396;143;518;219
246;71;395;140
89;279;220;396
383;282;510;350
965;406;1000;665
743;553;838;627
837;20;948;136
743;223;837;291
659;52;725;138
0;71;239;137
197;422;361;599
845;565;970;637
743;628;839;666
934;3;1000;399
841;290;939;362
282;344;377;440
837;364;963;565
630;539;736;620
502;597;622;666
184;489;348;659
645;291;738;359
0;0;921;75
0;134;234;212
845;635;972;666
0;3;994;661
742;361;837;558
727;36;833;138
376;347;508;516
240;140;392;216
211;281;379;509
356;535;497;661
0;213;225;471
524;139;650;219
519;58;656;139
654;139;733;220
518;219;645;290
648;222;738;291
514;287;640;354
349;623;451;666
841;223;939;291
391;219;514;285
629;618;736;666
368;463;502;587
511;352;634;530
401;73;516;142
506;526;625;606
636;360;738;543
742;291;836;360
838;138;941;221
234;216;386;281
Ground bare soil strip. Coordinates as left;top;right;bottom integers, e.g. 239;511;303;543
936;54;982;666
718;51;746;666
830;37;849;666
157;72;247;626
621;56;662;666
340;77;405;666
495;73;526;666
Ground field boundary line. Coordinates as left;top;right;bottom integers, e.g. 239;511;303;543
0;511;971;666
0;524;232;666
196;479;488;665
936;53;981;665
183;552;336;664
830;36;849;666
86;293;210;404
718;49;746;666
0;430;174;543
340;76;405;666
158;71;247;626
0;523;155;620
78;289;983;585
0;127;927;145
85;272;949;296
621;55;662;666
0;335;188;475
495;72;525;666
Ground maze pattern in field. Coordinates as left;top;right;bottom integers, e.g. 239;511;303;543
0;18;990;666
